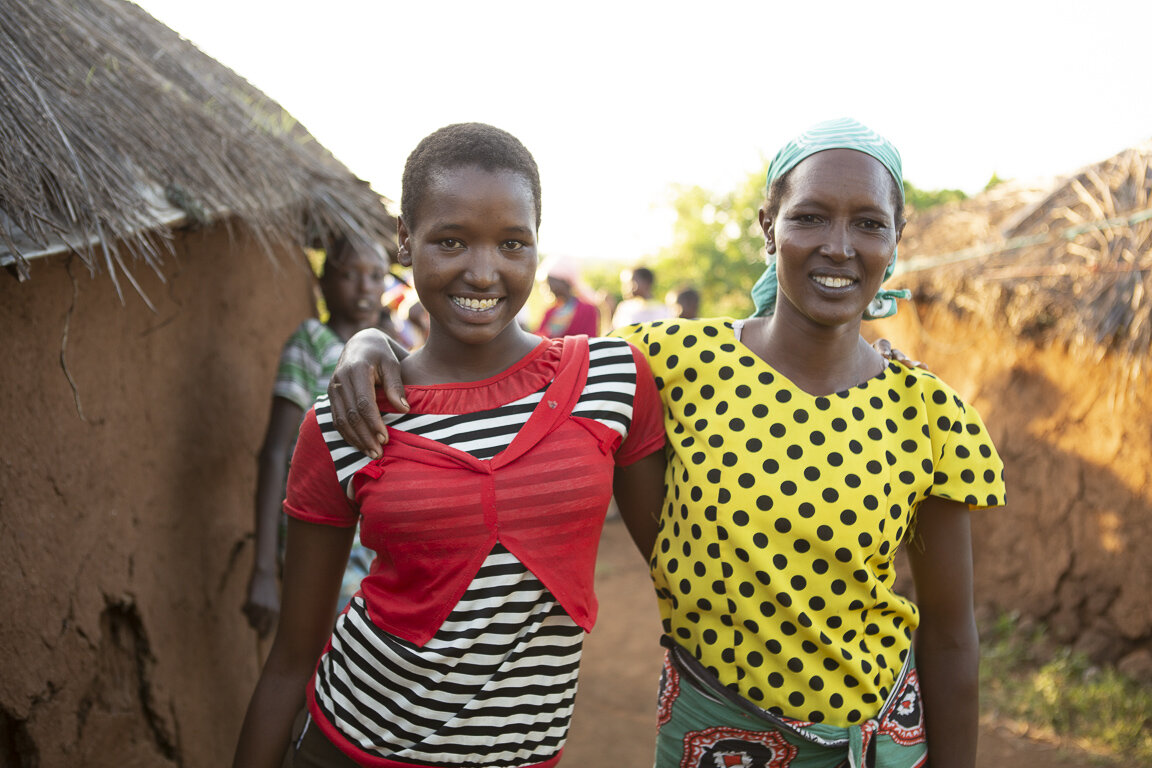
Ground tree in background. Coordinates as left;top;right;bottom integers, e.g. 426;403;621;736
649;166;771;318
904;180;968;210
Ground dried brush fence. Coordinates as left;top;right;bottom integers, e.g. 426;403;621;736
895;143;1152;392
0;0;394;304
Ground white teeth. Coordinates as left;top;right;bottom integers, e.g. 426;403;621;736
813;275;854;288
453;296;499;311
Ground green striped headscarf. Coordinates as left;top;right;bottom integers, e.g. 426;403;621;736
749;117;911;319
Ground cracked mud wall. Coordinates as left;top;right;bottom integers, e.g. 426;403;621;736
870;301;1152;672
1;225;316;767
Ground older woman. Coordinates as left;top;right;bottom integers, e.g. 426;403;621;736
326;119;1005;768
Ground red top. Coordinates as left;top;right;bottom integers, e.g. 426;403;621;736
285;336;664;645
538;297;600;337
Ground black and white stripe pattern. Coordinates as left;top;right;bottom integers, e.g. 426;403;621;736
317;550;582;765
310;337;639;766
314;337;637;491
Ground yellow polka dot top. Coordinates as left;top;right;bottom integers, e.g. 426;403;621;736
615;318;1006;727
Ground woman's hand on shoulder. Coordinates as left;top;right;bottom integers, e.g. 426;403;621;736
328;329;408;458
872;338;926;370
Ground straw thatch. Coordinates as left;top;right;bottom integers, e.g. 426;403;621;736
0;0;396;303
894;142;1152;368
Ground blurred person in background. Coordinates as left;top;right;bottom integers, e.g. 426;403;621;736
667;284;700;319
377;275;420;350
610;265;671;329
242;238;392;640
536;254;600;337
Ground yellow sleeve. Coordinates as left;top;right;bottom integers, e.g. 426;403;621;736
926;378;1007;509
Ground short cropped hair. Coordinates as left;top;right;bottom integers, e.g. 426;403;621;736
400;123;542;230
629;266;655;286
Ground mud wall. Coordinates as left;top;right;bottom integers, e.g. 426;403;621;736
0;225;315;767
870;300;1152;675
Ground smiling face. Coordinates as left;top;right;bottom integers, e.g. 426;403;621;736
397;165;538;358
759;149;904;330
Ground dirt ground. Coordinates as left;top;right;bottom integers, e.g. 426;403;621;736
562;518;1113;767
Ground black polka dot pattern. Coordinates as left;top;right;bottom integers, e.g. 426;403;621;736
615;319;1006;728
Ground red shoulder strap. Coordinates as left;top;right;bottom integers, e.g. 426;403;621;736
489;335;589;468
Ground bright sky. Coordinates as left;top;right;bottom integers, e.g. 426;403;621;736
136;0;1152;264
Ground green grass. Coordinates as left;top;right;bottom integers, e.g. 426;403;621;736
979;613;1152;764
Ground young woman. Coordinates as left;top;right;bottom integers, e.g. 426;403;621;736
325;120;1007;768
232;123;666;768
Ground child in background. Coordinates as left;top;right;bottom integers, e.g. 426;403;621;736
232;123;666;768
242;238;389;639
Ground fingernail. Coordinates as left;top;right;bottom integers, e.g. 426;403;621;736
400;397;410;410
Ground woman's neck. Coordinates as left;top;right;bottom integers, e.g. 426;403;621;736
741;314;883;396
402;326;543;385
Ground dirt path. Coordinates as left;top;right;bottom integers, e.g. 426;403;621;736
563;519;1111;766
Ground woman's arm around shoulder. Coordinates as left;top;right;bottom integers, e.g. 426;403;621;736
906;496;979;768
326;328;410;458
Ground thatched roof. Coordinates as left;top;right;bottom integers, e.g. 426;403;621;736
0;0;396;302
894;142;1152;364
